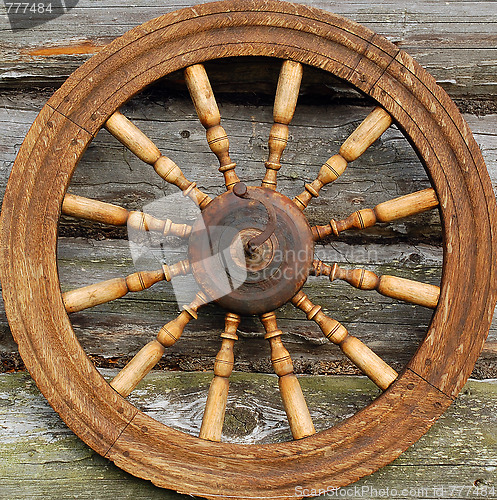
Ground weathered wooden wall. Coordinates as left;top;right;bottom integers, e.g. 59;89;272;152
2;371;496;499
1;0;496;100
1;0;497;498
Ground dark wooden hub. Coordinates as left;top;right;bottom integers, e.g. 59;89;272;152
188;187;314;315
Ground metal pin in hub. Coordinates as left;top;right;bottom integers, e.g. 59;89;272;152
233;183;276;254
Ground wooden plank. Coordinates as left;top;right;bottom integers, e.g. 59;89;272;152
0;371;496;498
0;0;496;98
0;236;495;377
0;3;494;493
1;93;496;242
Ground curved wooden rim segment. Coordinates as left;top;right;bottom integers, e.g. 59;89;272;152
1;0;496;498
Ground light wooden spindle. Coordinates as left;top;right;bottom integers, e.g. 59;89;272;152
110;292;208;397
291;291;397;390
105;111;211;209
338;106;393;162
312;260;440;309
312;188;439;239
260;312;315;439
262;60;303;190
184;64;239;191
62;193;128;225
62;193;192;238
126;211;191;238
63;260;191;313
294;107;392;210
199;312;241;442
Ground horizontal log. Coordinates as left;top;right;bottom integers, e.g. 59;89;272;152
0;1;496;98
1;95;495;243
1;237;495;377
0;371;496;498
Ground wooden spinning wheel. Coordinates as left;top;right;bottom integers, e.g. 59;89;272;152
1;0;496;498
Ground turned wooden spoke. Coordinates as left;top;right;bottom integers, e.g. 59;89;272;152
105;111;211;209
262;60;303;190
291;292;398;390
62;193;192;238
312;260;440;309
199;312;241;442
110;292;208;397
260;312;315;439
294;107;392;210
184;64;239;191
63;259;190;314
312;188;439;239
62;193;129;226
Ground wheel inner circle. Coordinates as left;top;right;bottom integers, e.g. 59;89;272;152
188;186;314;315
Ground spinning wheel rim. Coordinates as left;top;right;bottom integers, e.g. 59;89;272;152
1;0;496;497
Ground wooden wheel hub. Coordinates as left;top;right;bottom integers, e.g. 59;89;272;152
188;186;313;315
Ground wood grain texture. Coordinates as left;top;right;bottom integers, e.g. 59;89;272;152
0;0;496;99
105;110;212;209
294;107;393;210
291;290;398;390
0;0;496;497
1;372;496;498
339;107;393;162
1;95;495;244
312;260;440;309
1;237;463;373
110;292;207;397
313;188;439;239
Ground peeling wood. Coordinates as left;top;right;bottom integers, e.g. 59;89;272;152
25;41;107;56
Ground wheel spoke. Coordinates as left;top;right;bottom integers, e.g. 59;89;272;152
294;107;392;210
199;312;240;442
110;291;208;397
184;64;239;191
312;188;439;239
312;260;440;309
104;111;211;209
291;292;397;390
62;193;192;238
63;259;190;313
262;60;303;190
260;312;315;439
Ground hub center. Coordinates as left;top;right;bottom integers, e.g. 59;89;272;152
230;228;276;272
188;186;314;315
